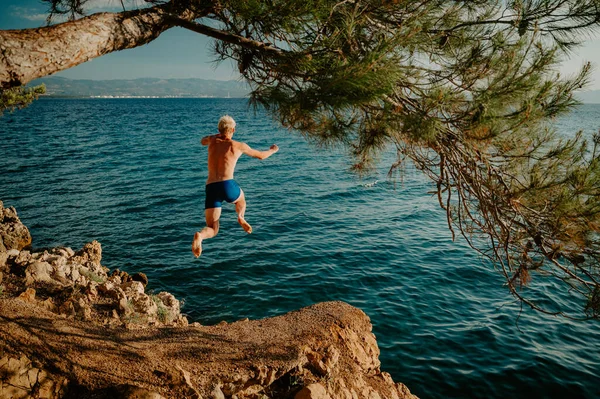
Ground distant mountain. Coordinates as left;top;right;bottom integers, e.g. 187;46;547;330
30;77;600;103
29;76;249;98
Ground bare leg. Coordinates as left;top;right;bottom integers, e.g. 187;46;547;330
234;190;252;234
192;208;221;257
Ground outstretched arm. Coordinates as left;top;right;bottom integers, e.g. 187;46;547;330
240;143;279;160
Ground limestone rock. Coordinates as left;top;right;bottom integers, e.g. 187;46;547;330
98;280;117;295
25;261;55;286
157;291;180;313
0;222;32;250
211;385;225;399
295;383;332;399
0;203;32;251
0;354;67;399
122;281;145;296
85;281;99;301
69;265;81;283
0;203;187;330
72;240;102;267
174;365;202;398
306;346;340;376
6;249;20;257
332;319;380;372
15;250;32;266
0;251;8;271
41;297;58;312
1;298;418;399
18;287;36;303
2;205;19;222
51;246;75;258
59;300;76;318
111;269;149;287
131;272;149;287
121;385;166;399
128;291;158;316
111;268;129;280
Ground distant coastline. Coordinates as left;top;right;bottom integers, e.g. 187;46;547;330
39;95;240;99
30;76;249;99
28;76;600;103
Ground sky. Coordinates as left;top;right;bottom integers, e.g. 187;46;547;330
2;0;600;89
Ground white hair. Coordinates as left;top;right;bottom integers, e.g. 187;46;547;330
218;115;236;133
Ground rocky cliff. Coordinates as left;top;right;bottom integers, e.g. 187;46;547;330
0;201;418;399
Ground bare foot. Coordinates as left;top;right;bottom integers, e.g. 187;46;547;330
238;217;253;234
192;232;203;258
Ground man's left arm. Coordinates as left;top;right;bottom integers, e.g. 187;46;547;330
239;142;279;159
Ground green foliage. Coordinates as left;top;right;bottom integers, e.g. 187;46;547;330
79;268;106;284
151;294;175;324
211;0;600;319
0;85;45;116
123;311;148;325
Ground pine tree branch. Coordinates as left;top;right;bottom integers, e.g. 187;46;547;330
0;4;210;89
170;17;286;56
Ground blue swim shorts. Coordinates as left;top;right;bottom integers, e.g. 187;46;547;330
205;179;242;209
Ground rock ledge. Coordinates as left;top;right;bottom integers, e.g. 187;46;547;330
0;201;418;399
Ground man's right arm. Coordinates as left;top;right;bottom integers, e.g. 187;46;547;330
240;142;279;160
200;135;215;146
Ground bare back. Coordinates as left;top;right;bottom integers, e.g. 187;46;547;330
201;131;278;185
205;136;244;184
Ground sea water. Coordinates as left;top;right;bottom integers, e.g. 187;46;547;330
1;98;599;399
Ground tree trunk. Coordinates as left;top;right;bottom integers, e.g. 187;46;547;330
0;5;204;89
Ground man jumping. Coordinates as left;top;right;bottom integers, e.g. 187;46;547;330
192;115;279;257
